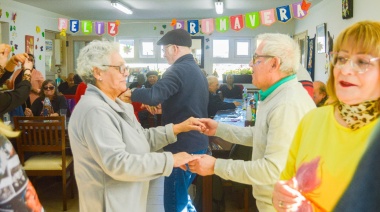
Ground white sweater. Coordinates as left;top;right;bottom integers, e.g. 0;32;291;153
214;78;315;211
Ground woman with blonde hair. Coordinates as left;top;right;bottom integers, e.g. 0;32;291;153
273;20;380;211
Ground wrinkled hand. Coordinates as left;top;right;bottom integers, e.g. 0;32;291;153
5;53;29;72
173;152;202;170
272;179;306;211
119;89;132;103
173;117;206;136
0;44;12;68
143;104;162;115
198;118;218;136
188;155;216;176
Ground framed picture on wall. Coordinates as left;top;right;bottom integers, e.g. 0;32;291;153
342;0;353;19
316;23;326;54
25;35;34;55
307;35;315;81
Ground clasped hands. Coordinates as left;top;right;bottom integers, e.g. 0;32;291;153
0;44;29;72
174;118;219;176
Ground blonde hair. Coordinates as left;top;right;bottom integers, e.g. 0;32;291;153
326;21;380;108
0;121;20;138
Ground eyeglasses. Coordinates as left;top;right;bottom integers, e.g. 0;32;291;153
43;86;55;91
252;54;275;65
162;44;174;53
330;52;380;74
102;65;129;74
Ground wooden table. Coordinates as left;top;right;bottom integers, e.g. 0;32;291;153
202;99;254;212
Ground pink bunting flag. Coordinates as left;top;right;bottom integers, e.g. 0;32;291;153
201;19;214;35
260;9;276;26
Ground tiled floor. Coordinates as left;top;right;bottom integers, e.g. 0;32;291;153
33;176;258;212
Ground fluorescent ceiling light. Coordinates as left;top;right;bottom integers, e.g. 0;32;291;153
111;1;133;15
215;1;223;15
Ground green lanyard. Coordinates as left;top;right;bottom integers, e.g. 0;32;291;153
259;74;296;101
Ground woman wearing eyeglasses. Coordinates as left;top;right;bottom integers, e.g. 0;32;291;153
68;40;204;211
272;21;380;211
24;79;68;117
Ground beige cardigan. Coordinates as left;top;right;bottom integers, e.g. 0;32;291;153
213;78;315;211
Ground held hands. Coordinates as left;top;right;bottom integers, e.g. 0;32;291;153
272;179;307;211
188;154;216;176
173;152;202;170
173;117;206;136
198;118;218;136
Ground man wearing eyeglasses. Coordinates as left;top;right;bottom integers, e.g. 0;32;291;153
126;29;209;212
188;33;316;211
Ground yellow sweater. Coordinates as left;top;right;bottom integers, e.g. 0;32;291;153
281;105;379;211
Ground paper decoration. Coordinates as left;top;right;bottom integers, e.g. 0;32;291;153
12;12;16;23
6;11;9;18
56;1;310;36
245;12;260;29
260;9;276;26
301;0;312;11
215;17;230;33
201;19;214;35
276;5;292;23
292;2;309;19
171;19;177;27
108;22;119;37
173;20;185;30
58;18;68;36
95;22;105;35
81;20;92;35
70;20;80;33
36;26;41;33
230;15;244;31
187;20;199;35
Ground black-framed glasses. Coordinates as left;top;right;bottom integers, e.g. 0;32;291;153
252;54;275;65
102;65;129;74
43;86;55;91
330;52;380;74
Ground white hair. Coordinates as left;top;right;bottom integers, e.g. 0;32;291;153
257;33;300;75
76;40;120;85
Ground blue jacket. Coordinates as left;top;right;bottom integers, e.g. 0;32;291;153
132;54;209;153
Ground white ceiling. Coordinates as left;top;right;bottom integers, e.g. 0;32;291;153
13;0;321;21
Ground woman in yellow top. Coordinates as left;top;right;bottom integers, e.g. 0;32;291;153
272;20;380;211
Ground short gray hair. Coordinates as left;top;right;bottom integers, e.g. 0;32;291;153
207;75;218;85
257;33;300;75
76;40;120;85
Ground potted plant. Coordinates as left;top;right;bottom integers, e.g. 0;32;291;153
222;68;252;83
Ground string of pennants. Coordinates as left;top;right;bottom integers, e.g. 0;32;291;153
57;0;311;37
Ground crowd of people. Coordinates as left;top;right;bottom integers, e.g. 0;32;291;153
0;20;379;212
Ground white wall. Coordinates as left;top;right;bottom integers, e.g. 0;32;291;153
294;0;380;83
1;1;74;77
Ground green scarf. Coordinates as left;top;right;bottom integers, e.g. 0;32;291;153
259;74;296;101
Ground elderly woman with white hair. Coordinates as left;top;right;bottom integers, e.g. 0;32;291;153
68;40;204;211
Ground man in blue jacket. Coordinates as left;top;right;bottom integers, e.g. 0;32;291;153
127;29;209;211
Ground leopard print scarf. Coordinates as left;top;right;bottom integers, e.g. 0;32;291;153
338;99;380;130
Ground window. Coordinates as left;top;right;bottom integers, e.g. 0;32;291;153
235;39;251;58
140;40;155;58
213;39;229;58
119;39;134;58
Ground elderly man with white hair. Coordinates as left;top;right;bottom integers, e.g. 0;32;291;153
189;33;316;211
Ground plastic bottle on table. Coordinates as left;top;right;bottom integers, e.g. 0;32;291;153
42;97;53;117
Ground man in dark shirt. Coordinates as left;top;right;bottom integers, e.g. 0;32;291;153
126;29;209;211
58;73;78;95
207;76;240;118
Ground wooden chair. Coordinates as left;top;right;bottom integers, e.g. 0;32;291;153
13;116;74;211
